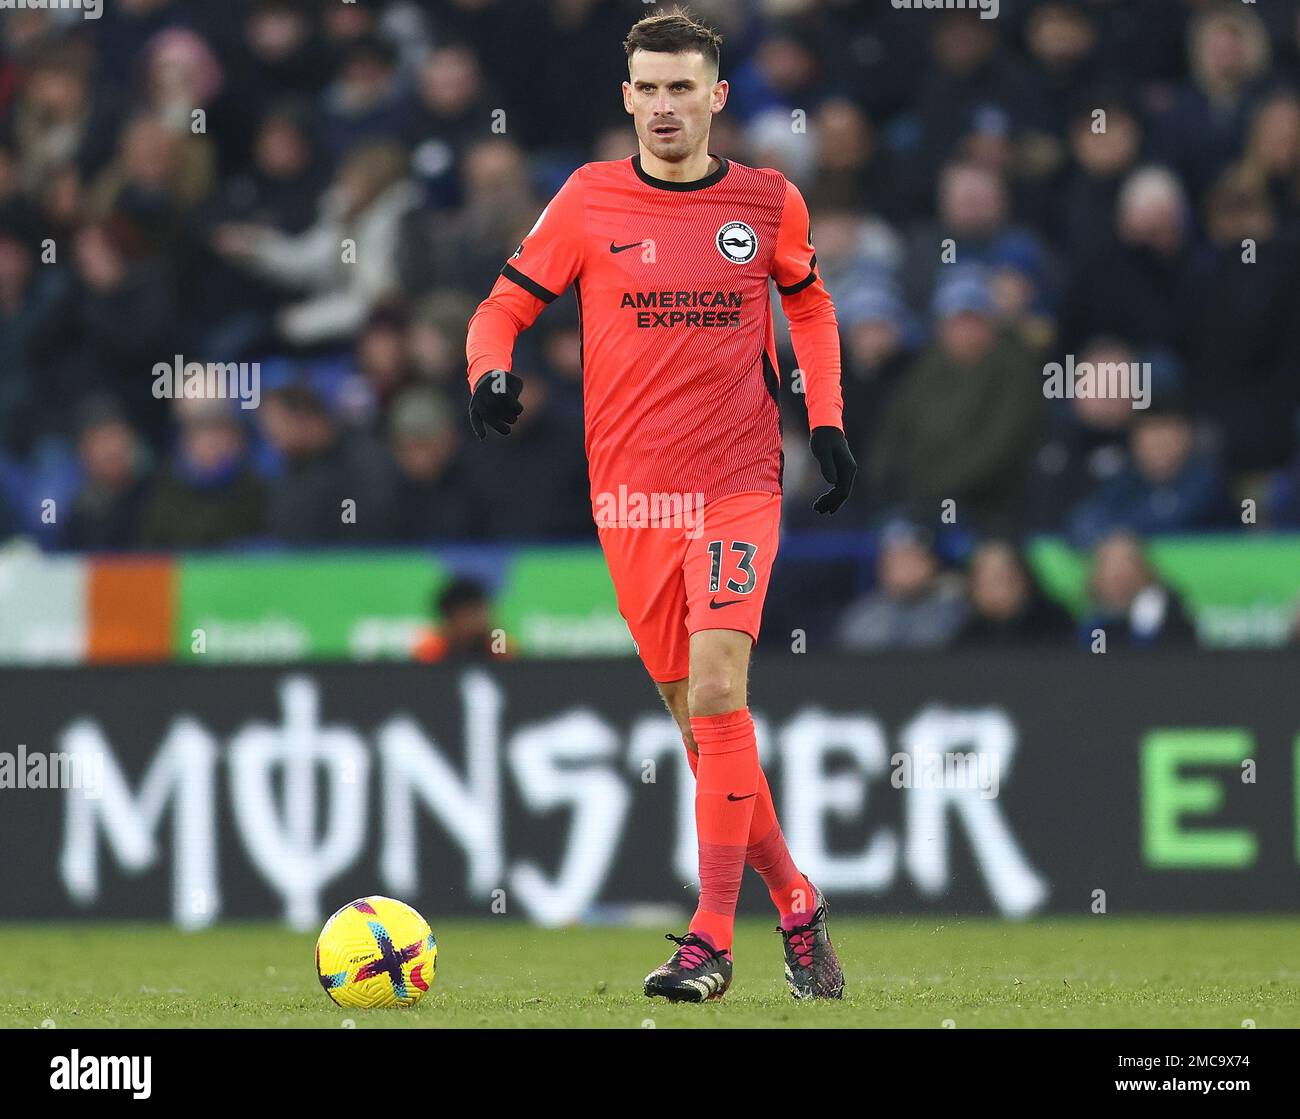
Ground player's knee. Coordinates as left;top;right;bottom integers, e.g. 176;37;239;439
687;674;744;717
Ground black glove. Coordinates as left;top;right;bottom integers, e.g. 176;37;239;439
468;370;524;439
809;426;857;514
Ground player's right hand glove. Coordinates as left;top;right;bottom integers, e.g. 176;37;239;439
809;426;857;514
468;369;524;440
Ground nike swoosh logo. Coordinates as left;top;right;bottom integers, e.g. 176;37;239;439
709;598;743;609
609;240;645;254
727;792;756;801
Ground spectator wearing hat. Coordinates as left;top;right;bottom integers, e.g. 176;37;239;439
389;387;483;541
902;160;1053;326
986;234;1058;352
785;273;917;532
136;400;267;549
139;27;234;166
835;518;967;652
838;276;917;440
868;268;1042;533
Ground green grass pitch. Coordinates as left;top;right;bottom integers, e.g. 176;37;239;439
1;917;1296;1028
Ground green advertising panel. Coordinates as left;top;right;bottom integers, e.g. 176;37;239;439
495;546;631;656
175;548;631;662
177;553;448;661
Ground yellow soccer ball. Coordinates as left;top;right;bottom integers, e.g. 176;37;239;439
315;896;437;1008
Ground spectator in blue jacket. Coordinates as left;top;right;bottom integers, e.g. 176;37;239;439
1068;397;1232;546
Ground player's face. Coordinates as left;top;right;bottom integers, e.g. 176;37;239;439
623;50;726;164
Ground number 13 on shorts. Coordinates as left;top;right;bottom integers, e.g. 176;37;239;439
707;539;758;595
685;490;782;641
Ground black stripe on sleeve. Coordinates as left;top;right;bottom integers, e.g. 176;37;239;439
777;266;818;296
501;263;559;304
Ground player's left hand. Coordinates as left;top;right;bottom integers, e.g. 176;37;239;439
809;426;857;514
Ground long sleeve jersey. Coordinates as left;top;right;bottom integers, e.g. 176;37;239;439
466;154;843;509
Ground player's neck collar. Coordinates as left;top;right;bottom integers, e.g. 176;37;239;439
632;153;729;192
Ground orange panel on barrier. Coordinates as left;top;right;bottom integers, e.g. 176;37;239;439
86;558;175;663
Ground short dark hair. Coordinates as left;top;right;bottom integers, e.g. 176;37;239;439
436;576;488;620
623;7;722;74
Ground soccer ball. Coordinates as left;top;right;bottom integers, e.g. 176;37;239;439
315;896;437;1008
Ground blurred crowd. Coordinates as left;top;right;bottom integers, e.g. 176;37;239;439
829;520;1197;653
420;523;1207;657
2;0;1300;645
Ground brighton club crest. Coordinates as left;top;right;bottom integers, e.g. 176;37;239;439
716;220;758;264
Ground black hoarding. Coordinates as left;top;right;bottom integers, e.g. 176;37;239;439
0;652;1296;925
